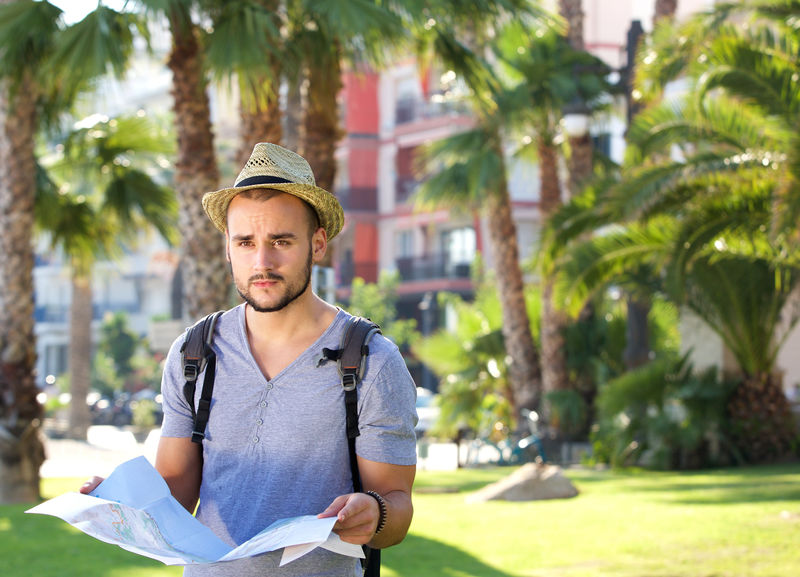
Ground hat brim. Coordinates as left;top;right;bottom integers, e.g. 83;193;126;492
202;183;344;240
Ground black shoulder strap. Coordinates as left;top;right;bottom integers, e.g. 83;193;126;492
180;311;223;444
327;316;382;577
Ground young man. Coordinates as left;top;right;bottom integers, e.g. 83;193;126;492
83;143;418;576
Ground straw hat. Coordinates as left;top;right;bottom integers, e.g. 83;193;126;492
202;143;344;239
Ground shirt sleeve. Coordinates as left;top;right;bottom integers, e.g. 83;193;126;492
356;339;419;466
159;333;195;439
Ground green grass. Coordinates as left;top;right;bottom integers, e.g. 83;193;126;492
3;465;799;576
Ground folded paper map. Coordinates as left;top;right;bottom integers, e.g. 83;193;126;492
27;456;364;566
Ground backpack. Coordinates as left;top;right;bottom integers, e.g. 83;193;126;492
180;311;382;577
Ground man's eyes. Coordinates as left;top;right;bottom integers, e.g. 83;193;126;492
237;239;291;247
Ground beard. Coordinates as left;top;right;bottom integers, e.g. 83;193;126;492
235;249;313;313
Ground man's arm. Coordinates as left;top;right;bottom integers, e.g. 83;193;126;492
319;456;415;549
154;436;203;513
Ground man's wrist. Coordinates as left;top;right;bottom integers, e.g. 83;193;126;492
365;490;387;535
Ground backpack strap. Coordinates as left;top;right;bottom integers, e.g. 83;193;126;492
180;311;223;444
320;316;382;576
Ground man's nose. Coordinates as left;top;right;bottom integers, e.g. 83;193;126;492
254;244;276;269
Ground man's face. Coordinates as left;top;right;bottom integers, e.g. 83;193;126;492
226;192;325;313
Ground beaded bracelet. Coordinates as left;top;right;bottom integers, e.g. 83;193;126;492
365;490;387;535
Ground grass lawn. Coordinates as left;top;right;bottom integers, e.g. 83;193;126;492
2;464;799;576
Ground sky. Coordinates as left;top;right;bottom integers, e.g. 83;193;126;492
50;0;127;24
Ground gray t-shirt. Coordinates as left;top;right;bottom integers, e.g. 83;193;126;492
160;305;418;577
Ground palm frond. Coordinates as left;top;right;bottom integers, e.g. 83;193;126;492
0;0;61;87
554;220;674;316
413;126;505;211
205;0;283;86
683;254;800;376
47;5;140;102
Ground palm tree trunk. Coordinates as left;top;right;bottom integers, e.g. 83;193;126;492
486;139;541;422
68;272;93;440
0;70;45;503
727;372;796;463
559;0;594;199
558;0;585;51
238;83;282;166
623;294;651;369
654;0;678;24
237;0;282;165
167;12;230;319
304;46;343;193
538;139;572;420
304;46;343;268
283;72;305;154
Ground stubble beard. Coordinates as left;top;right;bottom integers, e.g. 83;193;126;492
235;249;313;313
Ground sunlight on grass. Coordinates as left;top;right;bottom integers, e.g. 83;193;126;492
1;464;797;577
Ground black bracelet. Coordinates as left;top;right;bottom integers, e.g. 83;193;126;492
365;490;387;535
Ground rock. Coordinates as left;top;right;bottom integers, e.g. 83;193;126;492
465;463;579;503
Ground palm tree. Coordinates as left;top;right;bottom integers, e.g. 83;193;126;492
0;0;55;503
551;0;800;461
558;0;594;196
414;14;546;424
134;0;229;319
204;0;284;163
496;24;609;416
37;114;177;440
0;0;139;502
292;0;408;188
654;0;678;24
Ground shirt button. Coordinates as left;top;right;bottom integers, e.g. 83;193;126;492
260;401;267;407
266;383;273;390
257;419;263;426
253;437;259;443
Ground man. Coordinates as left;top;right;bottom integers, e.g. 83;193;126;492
83;143;418;576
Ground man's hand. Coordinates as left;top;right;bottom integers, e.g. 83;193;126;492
318;492;379;545
78;476;104;494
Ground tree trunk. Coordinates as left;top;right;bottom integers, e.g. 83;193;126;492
486;139;541;423
727;372;796;463
303;45;343;268
238;84;283;166
303;50;343;194
567;132;593;198
67;272;93;440
538;140;562;216
237;0;282;165
558;0;594;199
558;0;585;51
540;280;570;393
623;294;651;370
0;69;45;504
167;13;230;319
283;72;305;154
654;0;678;24
538;139;571;423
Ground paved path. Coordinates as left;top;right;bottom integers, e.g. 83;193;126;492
41;426;159;479
41;426;463;479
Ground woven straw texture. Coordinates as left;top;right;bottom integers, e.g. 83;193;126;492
202;143;344;239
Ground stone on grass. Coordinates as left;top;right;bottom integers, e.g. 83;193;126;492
466;463;579;503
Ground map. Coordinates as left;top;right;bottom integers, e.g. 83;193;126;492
26;456;363;566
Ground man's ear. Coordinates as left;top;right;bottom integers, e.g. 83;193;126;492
225;231;231;262
311;227;328;263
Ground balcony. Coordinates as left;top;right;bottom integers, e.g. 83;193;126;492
396;253;472;282
395;96;471;125
337;186;377;212
338;260;380;287
396;178;419;204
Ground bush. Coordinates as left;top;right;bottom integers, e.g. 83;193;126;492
591;354;738;469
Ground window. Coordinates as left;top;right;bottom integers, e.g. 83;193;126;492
441;227;475;265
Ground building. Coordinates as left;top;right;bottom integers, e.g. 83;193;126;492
34;0;800;401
